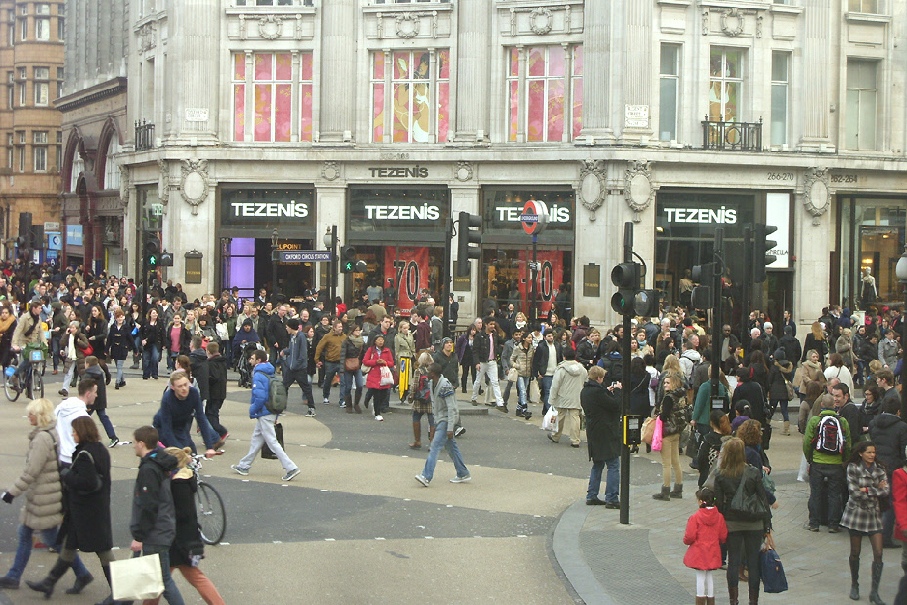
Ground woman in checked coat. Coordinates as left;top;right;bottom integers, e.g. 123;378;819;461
840;440;890;604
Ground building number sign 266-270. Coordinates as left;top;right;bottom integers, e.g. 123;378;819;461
766;172;794;181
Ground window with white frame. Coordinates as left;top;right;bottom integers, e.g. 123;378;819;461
36;4;50;15
16;131;25;172
6;71;12;109
55;131;62;171
70;155;84;191
235;0;313;6
708;47;744;122
56;67;63;99
17;82;24;106
34;67;49;106
372;0;449;3
231;52;315;143
849;0;879;12
659;44;680;142
770;51;790;146
370;49;450;143
846;60;878;150
5;134;12;169
57;16;63;40
506;45;583;143
104;138;120;189
35;17;49;40
6;16;14;46
20;16;26;41
33;131;47;172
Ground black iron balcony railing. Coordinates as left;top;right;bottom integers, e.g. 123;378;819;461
701;116;763;152
135;120;155;151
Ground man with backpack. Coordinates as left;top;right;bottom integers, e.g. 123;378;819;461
231;349;299;482
803;395;853;532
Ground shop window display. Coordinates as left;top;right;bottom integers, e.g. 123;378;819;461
232;52;314;142
370;49;450;143
840;197;907;309
507;45;583;142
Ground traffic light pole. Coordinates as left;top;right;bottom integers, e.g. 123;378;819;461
441;217;453;340
329;225;337;316
529;234;538;326
619;222;632;526
710;229;724;401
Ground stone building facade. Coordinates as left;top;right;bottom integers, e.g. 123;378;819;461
0;0;64;263
102;0;906;326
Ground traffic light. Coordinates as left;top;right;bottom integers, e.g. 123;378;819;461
144;235;160;268
610;262;658;317
159;251;174;267
690;262;715;311
29;225;44;251
456;212;482;277
340;245;366;273
17;212;32;255
752;223;778;283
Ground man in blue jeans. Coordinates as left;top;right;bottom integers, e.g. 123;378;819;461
130;425;185;605
532;330;562;415
415;363;470;487
580;365;622;508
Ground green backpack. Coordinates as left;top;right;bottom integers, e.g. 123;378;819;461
264;374;287;415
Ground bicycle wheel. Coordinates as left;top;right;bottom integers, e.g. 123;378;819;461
196;481;226;545
4;370;21;402
30;367;44;399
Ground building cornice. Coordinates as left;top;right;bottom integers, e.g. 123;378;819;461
55;78;127;113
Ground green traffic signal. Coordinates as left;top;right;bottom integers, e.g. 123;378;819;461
148;255;158;266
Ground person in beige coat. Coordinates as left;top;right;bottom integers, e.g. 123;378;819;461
547;348;589;447
0;399;92;593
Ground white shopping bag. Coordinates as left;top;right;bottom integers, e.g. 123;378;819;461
541;407;559;432
111;553;164;600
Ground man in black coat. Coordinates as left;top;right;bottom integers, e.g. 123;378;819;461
580;366;622;508
532;330;563;415
268;304;290;367
205;341;229;440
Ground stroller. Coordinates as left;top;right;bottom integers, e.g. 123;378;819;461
236;342;265;388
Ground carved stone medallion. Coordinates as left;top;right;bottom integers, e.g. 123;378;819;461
529;8;553;35
395;13;420;39
720;8;745;37
258;15;284;40
321;161;340;182
624;160;655;223
803;167;830;226
455;161;473;182
579;160;605;221
180;159;209;216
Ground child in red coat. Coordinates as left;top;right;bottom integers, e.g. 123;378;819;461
683;487;728;605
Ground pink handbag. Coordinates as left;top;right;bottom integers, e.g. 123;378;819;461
652;417;664;452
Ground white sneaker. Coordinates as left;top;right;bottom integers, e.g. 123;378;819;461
414;474;429;487
375;415;384;421
323;398;330;404
450;475;472;483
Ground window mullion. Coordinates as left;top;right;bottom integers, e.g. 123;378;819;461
517;45;526;143
244;51;254;142
429;48;437;144
383;49;392;144
562;43;571;143
291;51;300;143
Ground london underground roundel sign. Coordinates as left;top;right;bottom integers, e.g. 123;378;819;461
521;199;549;235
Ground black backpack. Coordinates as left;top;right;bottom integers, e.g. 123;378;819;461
812;414;844;456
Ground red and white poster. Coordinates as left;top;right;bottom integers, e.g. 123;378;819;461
516;250;564;316
384;246;430;315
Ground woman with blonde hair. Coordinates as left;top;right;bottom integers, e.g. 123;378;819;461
652;373;689;501
801;321;829;365
0;399;92;593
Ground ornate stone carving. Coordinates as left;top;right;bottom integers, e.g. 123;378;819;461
624;160;655;223
139;22;157;51
321;161;340;182
802;167;831;226
158;159;170;206
756;14;763;38
239;15;246;40
529;8;553;35
702;9;710;35
118;166;130;208
295;14;303;40
395;13;420;39
258;15;284;40
455;162;474;183
376;12;384;38
720;8;745;37
579;160;606;221
179;159;209;216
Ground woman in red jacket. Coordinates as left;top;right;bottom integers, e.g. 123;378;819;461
363;334;396;422
891;463;907;604
683;487;728;605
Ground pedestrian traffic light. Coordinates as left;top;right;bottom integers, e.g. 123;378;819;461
456;212;482;277
610;262;658;317
17;212;32;254
690;262;715;310
752;223;778;283
159;251;174;267
144;235;160;267
340;245;365;273
29;225;44;251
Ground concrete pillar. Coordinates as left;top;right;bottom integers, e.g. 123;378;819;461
579;0;616;144
620;2;654;142
316;184;347;300
454;0;489;142
798;0;831;150
450;184;480;322
170;0;219;140
319;0;357;142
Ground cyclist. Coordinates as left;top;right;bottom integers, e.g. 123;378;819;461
0;304;17;370
9;300;46;393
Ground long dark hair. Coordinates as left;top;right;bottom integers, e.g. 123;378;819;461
848;440;884;471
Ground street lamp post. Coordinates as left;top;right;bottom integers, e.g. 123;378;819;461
271;228;279;303
894;244;907;419
323;226;337;316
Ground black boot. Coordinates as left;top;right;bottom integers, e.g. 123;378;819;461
670;483;683;499
353;388;363;413
849;555;860;600
869;561;886;605
25;558;70;598
65;571;94;594
728;585;738;605
748;586;759;605
652;485;671;501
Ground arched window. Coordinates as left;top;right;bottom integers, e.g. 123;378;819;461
103;138;120;190
69;155;84;192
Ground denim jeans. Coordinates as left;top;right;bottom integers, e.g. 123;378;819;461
143;344;160;379
114;359;125;384
6;524;89;582
421;421;469;482
539;375;553;414
340;368;364;403
89;407;117;440
140;545;185;605
516;376;530;407
321;361;342;401
808;462;845;527
587;457;620;503
237;414;297;472
51;334;61;371
472;361;503;406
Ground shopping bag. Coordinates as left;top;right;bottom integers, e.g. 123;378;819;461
760;548;788;593
261;422;284;460
111;553;164;600
379;365;395;387
542;407;559;432
641;416;656;445
651;417;664;452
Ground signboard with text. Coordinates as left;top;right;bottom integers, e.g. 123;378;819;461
384;246;430;315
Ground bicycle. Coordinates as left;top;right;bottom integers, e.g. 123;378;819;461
189;454;227;545
3;349;46;402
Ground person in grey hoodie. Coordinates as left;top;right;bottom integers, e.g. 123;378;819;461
414;364;470;486
54;379;94;466
547;348;589;447
130;425;184;605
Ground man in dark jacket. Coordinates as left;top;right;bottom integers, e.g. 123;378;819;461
533;330;563;415
189;336;210;403
581;366;622;508
205;341;229;439
268;304;290;369
779;326;802;368
281;318;316;417
154;371;222;456
130;425;184;605
869;398;907;547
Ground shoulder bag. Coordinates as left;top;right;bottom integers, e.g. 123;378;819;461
730;465;770;521
69;450;103;496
